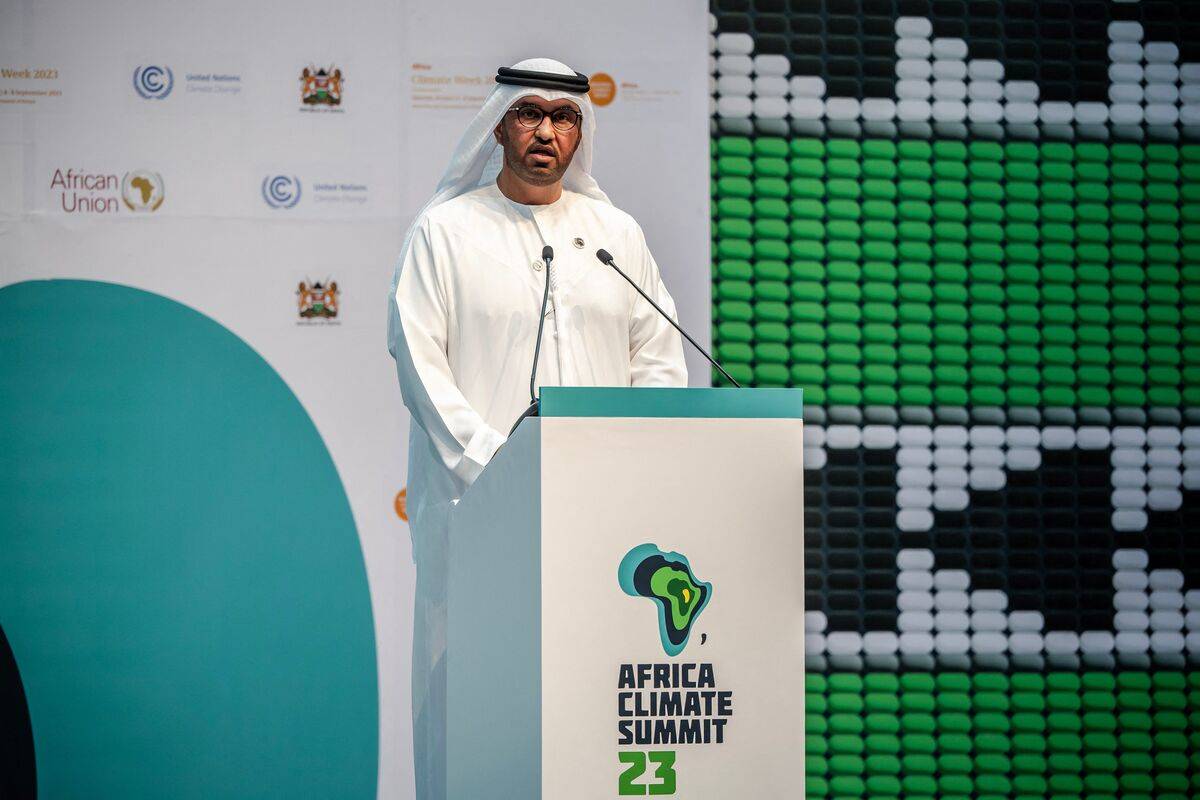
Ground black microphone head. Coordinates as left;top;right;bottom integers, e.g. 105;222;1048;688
542;245;554;261
595;248;613;265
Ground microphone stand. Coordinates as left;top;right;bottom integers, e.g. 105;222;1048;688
509;244;554;437
595;249;741;388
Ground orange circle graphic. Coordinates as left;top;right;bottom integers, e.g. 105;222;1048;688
589;72;617;107
394;487;408;522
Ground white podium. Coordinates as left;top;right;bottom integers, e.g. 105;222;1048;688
446;387;805;798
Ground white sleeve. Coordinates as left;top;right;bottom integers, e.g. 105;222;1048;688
627;224;689;387
389;218;507;484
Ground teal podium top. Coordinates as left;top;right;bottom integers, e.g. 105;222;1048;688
539;386;803;419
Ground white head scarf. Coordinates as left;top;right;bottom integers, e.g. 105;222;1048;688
390;57;610;301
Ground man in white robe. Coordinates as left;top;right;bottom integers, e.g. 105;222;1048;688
388;57;687;799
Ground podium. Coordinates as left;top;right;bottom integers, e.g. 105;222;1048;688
446;387;805;798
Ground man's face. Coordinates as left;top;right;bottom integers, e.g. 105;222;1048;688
493;95;583;187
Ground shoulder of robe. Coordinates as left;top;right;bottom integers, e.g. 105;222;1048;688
568;192;646;246
570;192;636;228
421;185;510;241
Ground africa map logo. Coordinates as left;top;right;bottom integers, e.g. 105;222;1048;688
618;544;711;657
120;170;164;212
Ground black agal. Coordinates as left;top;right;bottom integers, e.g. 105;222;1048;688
495;67;590;94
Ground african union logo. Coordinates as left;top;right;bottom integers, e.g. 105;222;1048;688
618;543;711;657
120;170;164;212
132;65;173;99
262;175;301;209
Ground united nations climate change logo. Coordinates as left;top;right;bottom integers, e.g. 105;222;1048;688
133;65;173;99
262;175;301;209
120;171;164;212
619;543;711;657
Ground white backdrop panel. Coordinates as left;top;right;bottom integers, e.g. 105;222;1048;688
1;1;710;796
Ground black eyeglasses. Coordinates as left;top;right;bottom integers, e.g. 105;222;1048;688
505;104;582;132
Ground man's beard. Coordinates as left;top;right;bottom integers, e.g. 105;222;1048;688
502;139;575;186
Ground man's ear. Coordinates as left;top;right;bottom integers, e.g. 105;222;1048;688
493;122;504;146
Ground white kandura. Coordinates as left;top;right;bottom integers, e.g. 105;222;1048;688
387;56;686;800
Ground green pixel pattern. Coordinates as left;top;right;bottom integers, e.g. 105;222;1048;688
710;137;1198;408
805;671;1200;799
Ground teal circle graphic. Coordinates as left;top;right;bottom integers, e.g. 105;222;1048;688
0;280;377;798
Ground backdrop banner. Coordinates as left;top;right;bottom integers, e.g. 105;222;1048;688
0;1;711;797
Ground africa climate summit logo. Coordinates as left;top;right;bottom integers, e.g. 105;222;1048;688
619;544;711;657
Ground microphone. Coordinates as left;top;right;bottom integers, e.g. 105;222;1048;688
530;244;554;404
595;249;742;388
509;244;554;437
